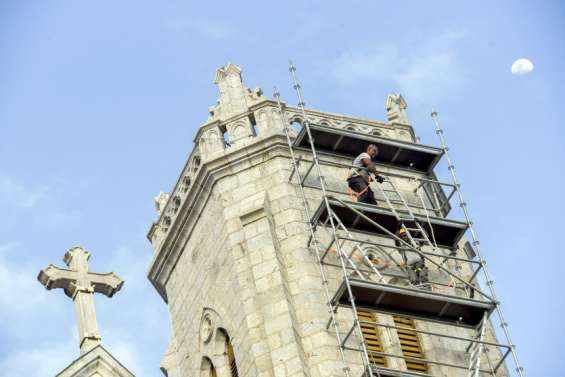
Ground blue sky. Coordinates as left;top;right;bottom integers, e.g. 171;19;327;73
0;1;563;375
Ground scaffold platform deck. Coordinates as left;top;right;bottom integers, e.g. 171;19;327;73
311;198;468;249
332;278;494;327
363;366;433;377
293;123;443;172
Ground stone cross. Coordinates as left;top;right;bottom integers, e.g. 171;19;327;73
37;246;124;354
386;93;410;125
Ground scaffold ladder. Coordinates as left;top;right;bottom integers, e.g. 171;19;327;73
467;313;489;377
375;178;437;250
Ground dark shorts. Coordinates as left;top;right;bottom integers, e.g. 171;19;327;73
347;176;377;205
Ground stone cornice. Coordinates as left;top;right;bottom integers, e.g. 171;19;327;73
285;105;392;129
195;99;412;144
248;98;282;112
148;132;290;302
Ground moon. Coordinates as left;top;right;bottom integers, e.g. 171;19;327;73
511;58;534;75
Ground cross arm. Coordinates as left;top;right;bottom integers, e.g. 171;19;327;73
89;272;124;297
37;264;78;298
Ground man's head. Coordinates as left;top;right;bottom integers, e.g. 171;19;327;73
398;227;408;239
367;144;378;158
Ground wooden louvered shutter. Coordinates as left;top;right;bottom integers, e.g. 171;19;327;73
393;316;428;373
227;341;239;377
357;309;387;367
210;364;217;377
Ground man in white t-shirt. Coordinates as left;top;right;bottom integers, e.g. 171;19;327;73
347;144;385;204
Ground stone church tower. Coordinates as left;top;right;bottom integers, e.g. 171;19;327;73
147;64;518;377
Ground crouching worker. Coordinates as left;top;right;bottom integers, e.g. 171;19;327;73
347;144;385;205
397;227;429;287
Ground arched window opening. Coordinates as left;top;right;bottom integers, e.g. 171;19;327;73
345;124;357;131
172;195;181;213
227;339;238;377
290;119;303;134
251;113;260;137
217;329;239;377
223;131;232;148
192;156;201;170
162;216;172;232
181;176;191;193
201;357;217;377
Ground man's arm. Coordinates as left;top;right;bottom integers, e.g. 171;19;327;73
361;157;378;174
361;157;385;183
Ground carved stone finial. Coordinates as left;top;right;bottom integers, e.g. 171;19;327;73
214;63;242;84
208;63;265;123
211;63;248;120
154;192;170;216
386;94;410;125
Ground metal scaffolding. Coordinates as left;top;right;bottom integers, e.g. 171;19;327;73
273;62;524;377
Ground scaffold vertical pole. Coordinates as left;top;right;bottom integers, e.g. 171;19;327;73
431;111;525;377
288;61;378;377
273;87;352;377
